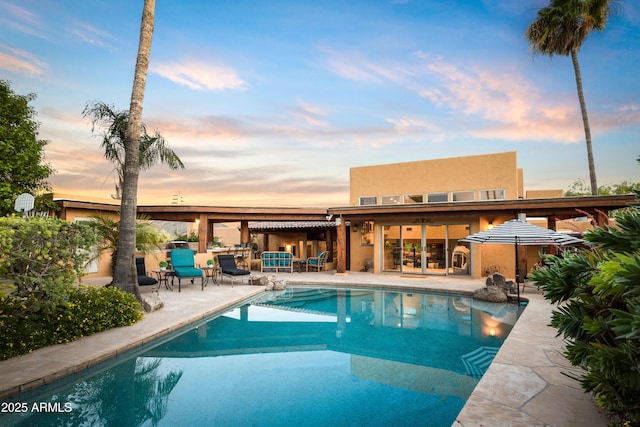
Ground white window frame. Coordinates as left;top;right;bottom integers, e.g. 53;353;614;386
427;192;449;203
480;188;506;200
452;190;475;202
359;196;377;206
381;195;402;205
404;194;424;204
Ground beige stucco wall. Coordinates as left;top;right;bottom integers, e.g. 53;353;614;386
350;151;520;205
60;207;118;278
526;189;564;198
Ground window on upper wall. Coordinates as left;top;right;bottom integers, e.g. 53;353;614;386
380;194;402;205
404;194;424;204
427;192;449;203
381;195;402;205
360;221;374;246
359;196;377;205
480;189;506;200
452;191;475;202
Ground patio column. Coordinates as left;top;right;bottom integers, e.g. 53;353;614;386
547;217;558;256
337;219;346;273
198;213;208;253
240;220;249;246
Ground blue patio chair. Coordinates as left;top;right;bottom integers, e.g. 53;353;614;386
306;251;329;272
171;249;203;292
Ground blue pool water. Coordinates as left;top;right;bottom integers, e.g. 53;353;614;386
2;287;521;426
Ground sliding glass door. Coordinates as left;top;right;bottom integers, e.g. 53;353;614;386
381;223;470;276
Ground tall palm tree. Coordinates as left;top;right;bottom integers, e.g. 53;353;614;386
83;101;184;199
525;0;621;196
113;0;156;298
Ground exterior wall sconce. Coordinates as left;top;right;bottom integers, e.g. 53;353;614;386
486;222;494;230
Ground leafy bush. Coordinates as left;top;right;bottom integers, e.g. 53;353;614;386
0;285;142;360
0;215;97;301
0;215;143;360
531;191;640;425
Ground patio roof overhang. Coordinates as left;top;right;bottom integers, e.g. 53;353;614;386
326;194;635;223
53;194;635;225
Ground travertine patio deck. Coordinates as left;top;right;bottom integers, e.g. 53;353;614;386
0;272;607;426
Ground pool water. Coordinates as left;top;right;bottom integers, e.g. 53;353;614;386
2;287;521;426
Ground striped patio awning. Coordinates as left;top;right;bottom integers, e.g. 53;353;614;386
249;221;336;232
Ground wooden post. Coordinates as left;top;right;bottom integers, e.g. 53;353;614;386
337;219;346;273
240;220;249;246
198;213;207;253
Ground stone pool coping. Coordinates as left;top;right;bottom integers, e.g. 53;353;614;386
0;272;607;426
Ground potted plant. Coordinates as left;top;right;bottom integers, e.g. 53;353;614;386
159;260;168;271
207;259;214;267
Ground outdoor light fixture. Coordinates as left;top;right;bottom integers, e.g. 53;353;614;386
489;328;496;337
486;222;494;230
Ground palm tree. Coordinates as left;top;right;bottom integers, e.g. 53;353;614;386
525;0;621;196
113;0;156;298
83;101;184;199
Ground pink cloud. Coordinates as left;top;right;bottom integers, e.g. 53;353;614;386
151;60;247;91
0;45;47;76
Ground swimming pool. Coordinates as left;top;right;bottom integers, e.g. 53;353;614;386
2;286;521;426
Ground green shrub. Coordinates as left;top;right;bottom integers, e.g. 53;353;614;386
531;191;640;425
0;215;97;301
0;286;143;360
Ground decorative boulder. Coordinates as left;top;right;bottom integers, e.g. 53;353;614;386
264;275;282;291
249;275;267;286
142;295;164;312
485;272;513;295
473;285;508;303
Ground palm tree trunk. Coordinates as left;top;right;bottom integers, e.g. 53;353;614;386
112;0;156;299
571;49;598;195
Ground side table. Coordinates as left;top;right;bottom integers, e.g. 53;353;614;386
202;266;221;286
152;269;174;291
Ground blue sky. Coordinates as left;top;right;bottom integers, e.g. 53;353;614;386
1;0;639;207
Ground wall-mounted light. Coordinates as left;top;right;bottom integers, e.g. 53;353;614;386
351;222;359;233
486;222;494;230
489;327;496;337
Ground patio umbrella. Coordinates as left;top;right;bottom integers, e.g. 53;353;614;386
461;346;500;377
460;219;585;303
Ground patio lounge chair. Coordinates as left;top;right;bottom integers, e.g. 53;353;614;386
170;249;204;292
136;257;158;290
306;251;329;272
217;254;250;286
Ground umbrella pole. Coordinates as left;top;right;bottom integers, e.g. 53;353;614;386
515;240;520;305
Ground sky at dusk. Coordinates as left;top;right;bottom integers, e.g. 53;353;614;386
1;0;639;207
